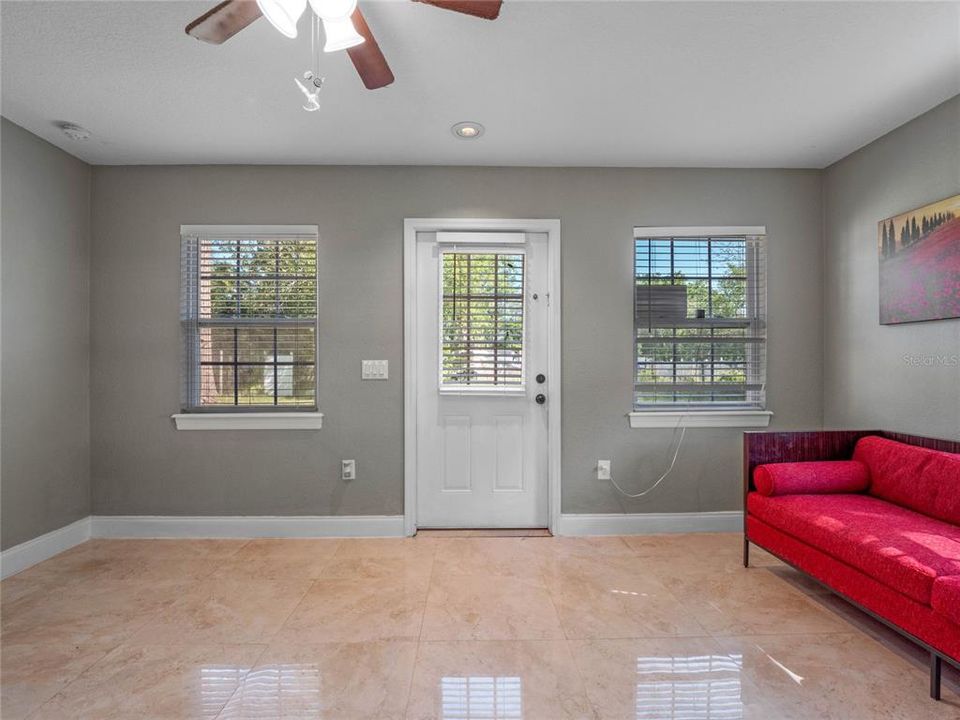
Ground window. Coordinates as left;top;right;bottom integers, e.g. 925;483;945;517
633;227;766;411
180;225;318;412
440;251;525;389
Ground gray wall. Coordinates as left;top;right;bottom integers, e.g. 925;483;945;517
9;93;958;539
1;118;91;549
90;165;823;517
823;96;960;441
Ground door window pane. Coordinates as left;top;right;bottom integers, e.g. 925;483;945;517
441;252;525;387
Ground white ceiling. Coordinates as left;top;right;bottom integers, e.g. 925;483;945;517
2;1;958;167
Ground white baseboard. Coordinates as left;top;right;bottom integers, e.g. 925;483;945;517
2;511;739;578
557;511;741;536
1;514;405;577
1;517;92;579
90;515;406;539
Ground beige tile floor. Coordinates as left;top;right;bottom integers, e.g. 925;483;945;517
1;533;958;719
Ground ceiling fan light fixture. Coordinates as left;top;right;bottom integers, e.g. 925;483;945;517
321;15;365;52
257;0;306;38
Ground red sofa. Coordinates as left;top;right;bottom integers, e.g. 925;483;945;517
743;430;960;700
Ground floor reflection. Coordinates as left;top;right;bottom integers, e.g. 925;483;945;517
205;664;321;718
441;675;523;719
634;654;743;720
200;666;250;718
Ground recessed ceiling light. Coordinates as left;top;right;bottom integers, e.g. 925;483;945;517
452;121;484;139
55;122;91;141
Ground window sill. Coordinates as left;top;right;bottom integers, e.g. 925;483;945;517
439;386;526;397
627;410;772;429
172;412;323;431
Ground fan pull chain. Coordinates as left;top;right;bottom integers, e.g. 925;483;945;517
311;14;320;79
294;13;324;112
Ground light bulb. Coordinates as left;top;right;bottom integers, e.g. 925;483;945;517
257;0;306;38
452;122;485;139
321;16;364;52
308;0;356;19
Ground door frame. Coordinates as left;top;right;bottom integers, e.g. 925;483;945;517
403;218;562;536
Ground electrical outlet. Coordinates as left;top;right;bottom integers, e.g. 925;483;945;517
597;460;611;480
341;459;356;481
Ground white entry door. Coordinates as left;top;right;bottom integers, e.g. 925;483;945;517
414;230;550;528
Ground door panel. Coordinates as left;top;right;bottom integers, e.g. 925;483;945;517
416;231;549;528
441;415;472;492
494;415;524;492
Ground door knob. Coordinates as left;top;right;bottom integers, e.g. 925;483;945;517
536;373;546;384
535;394;546;405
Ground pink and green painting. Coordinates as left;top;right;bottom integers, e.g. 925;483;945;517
878;193;960;324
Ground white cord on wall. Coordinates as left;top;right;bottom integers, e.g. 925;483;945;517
608;415;687;498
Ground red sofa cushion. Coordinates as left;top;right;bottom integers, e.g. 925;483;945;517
747;492;960;604
748;515;960;662
932;576;960;625
754;461;869;497
853;435;960;524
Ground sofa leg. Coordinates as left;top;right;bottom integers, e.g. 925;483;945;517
930;652;942;700
743;536;750;568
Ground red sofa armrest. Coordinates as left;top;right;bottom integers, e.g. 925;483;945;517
742;430;879;496
754;460;870;496
743;431;879;538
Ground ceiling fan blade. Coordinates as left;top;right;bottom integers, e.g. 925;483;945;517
346;9;395;90
185;0;263;44
414;0;502;20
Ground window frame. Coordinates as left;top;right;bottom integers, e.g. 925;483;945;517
173;224;323;430
629;225;771;428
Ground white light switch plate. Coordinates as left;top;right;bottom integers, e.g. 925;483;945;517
361;360;388;380
597;460;611;480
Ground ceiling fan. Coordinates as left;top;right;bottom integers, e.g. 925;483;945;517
185;0;502;90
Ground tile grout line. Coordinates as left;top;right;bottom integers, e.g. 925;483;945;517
414;541;439;642
210;642;272;720
209;561;324;720
403;542;439;718
535;541;606;719
538;549;570;643
23;543;304;719
14;641;122;719
268;575;322;643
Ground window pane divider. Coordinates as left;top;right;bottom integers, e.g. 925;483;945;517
197;317;317;326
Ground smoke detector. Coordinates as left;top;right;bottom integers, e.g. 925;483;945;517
56;122;91;141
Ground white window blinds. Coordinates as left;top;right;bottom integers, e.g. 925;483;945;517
180;227;318;411
440;251;526;388
634;229;766;409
